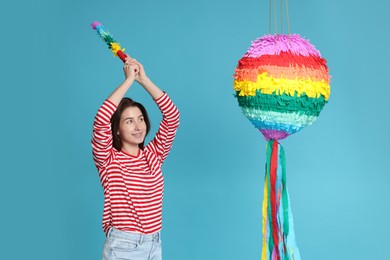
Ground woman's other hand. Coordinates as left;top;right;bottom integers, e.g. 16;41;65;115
133;61;149;85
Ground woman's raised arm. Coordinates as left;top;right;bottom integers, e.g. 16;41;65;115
107;57;138;105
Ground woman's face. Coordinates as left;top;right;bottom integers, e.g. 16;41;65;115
118;106;147;147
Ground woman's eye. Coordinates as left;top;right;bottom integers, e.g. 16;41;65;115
139;117;144;122
127;120;133;124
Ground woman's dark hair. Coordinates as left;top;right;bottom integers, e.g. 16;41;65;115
110;98;151;151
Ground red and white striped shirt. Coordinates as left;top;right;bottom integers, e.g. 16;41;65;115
92;93;180;234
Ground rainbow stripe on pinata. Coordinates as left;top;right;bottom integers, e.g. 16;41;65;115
234;34;330;140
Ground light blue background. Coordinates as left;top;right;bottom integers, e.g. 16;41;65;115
2;0;390;259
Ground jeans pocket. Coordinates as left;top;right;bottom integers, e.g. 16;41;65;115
108;238;139;259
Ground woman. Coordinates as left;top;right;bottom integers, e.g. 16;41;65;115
92;56;180;260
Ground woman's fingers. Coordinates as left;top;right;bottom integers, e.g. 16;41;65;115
123;56;142;80
124;58;137;66
124;59;140;74
123;61;137;77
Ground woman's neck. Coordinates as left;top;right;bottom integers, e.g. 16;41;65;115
121;144;140;156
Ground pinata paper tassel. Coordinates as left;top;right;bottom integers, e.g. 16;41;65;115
262;140;301;260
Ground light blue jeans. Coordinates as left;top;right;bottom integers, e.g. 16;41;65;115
102;228;162;260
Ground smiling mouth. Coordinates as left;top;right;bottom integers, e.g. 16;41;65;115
132;133;144;138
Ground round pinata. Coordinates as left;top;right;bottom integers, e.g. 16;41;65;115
233;34;330;140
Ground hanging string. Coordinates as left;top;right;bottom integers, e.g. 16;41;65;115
280;0;283;34
286;0;291;35
274;0;277;34
268;0;291;35
269;0;272;34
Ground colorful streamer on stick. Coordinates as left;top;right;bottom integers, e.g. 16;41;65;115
233;34;331;259
91;21;127;62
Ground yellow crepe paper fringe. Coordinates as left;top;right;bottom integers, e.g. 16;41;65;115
234;72;330;100
110;42;125;56
262;173;269;260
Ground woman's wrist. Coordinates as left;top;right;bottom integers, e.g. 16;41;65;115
124;77;135;86
137;76;151;87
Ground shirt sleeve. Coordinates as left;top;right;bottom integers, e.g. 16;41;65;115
145;92;180;164
91;99;117;170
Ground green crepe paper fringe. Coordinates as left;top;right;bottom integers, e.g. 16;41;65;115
235;91;327;117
